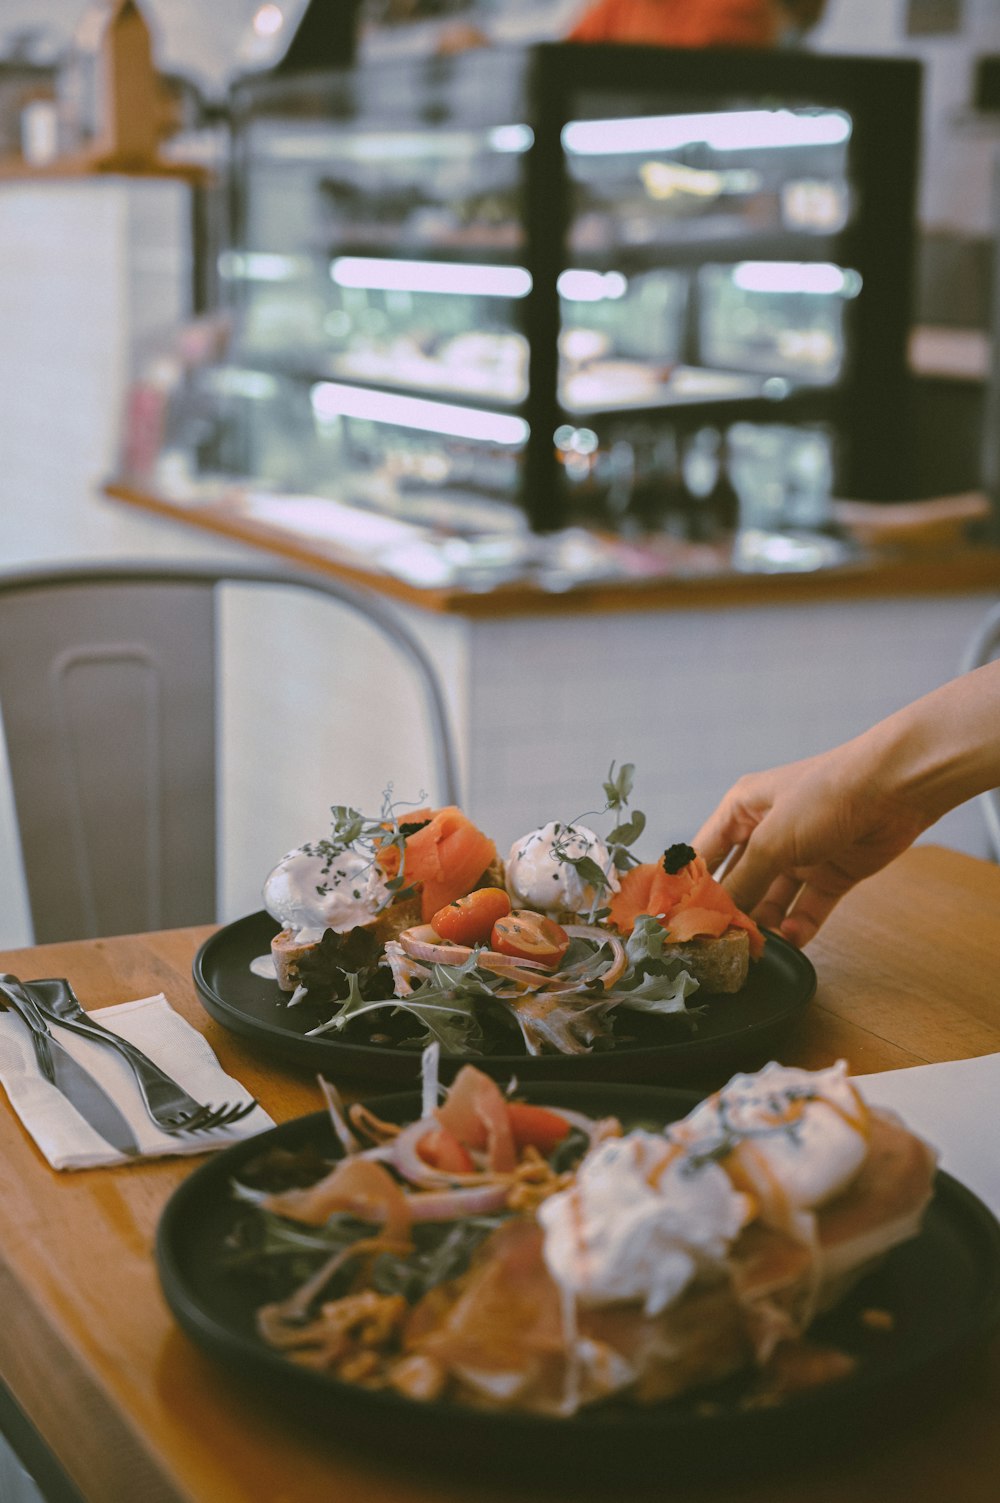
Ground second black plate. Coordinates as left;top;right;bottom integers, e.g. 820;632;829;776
156;1082;1000;1485
193;910;816;1084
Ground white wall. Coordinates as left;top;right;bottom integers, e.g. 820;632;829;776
455;592;998;866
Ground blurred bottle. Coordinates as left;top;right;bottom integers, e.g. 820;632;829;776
704;427;741;535
652;426;689;537
57;0;158;165
629;423;667;531
680;427;718;542
783;429;834;529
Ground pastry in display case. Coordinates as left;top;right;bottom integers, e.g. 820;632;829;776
122;42;920;554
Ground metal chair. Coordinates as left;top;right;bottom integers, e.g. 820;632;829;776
959;599;1000;861
0;560;459;943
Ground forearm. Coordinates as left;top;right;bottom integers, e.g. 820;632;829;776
859;660;1000;826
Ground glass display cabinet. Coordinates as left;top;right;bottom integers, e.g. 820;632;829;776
160;43;921;541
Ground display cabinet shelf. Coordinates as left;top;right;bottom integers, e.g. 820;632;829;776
124;42;920;536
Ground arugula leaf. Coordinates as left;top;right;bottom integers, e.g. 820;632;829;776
370;1217;504;1301
610;915;701;1017
305;950;487;1054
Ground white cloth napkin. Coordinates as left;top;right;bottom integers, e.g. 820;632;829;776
0;992;273;1170
856;1052;1000;1220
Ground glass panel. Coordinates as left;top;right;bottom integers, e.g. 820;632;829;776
558;90;855;532
697;261;861;384
564;102;854;257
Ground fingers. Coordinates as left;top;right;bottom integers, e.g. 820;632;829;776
739;870;845;949
750;874;802;935
693;801;762;871
778;884;844;948
719;838;782;919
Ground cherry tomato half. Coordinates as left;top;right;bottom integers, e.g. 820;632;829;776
432;886;511;946
506;1102;570;1154
417;1126;475;1174
490;910;570;969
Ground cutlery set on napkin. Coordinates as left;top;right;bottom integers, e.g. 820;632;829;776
2;969;997;1212
0;974;272;1169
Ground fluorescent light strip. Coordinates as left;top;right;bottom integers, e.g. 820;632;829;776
487;124;534;153
331;257;532;298
331;260;632;302
557;269;628;302
310;382;529;446
218;250;309;282
562;108;852;156
731;261;859;295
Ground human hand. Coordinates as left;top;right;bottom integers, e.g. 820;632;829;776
692;742;931;948
694;661;1000;945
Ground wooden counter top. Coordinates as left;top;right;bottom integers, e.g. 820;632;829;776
0;843;998;1502
105;480;1000;618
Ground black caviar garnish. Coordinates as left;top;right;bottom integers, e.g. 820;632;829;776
399;818;432;838
662;842;697;875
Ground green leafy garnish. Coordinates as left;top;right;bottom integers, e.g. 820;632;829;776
550;760;648;922
295;926;395;1007
611;915;701;1017
301;788;427;912
307;950;486;1054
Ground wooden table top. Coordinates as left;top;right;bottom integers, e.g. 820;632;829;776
0;843;998;1503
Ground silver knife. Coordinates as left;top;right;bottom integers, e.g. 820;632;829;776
0;977;140;1157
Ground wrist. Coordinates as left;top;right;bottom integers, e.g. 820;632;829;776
863;662;1000;826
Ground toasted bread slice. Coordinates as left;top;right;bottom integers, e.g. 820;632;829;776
271;927;323;993
475;855;506;892
270;893;426;993
663;927;750;993
371;893;424;945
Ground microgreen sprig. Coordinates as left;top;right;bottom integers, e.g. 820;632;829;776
301;786;429;912
551;761;647;922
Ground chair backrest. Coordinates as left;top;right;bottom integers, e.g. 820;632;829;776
959;599;1000;862
0;560;459;943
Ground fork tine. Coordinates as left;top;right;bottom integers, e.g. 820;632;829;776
160;1105;220;1134
217;1100;258;1126
156;1098;259;1135
188;1101;258;1133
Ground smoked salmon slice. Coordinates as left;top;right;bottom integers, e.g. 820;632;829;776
379;807;497;922
608;854;764;959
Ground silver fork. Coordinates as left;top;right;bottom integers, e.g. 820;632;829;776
4;976;259;1136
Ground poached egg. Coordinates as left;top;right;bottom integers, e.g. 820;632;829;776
538;1129;753;1316
263;844;390;941
505;821;620;916
538;1061;872;1318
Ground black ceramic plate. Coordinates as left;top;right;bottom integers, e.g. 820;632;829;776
192;910;816;1084
156;1082;1000;1485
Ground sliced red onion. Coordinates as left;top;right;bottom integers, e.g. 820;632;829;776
318;1075;361;1156
406;1182;510;1220
421;1040;441;1118
562;925;628;989
384;939;418;996
397;926;473;966
390;1117;502;1189
477;954;555;988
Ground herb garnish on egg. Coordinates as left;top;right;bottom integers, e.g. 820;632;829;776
301;790;427;911
543;761;646;922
